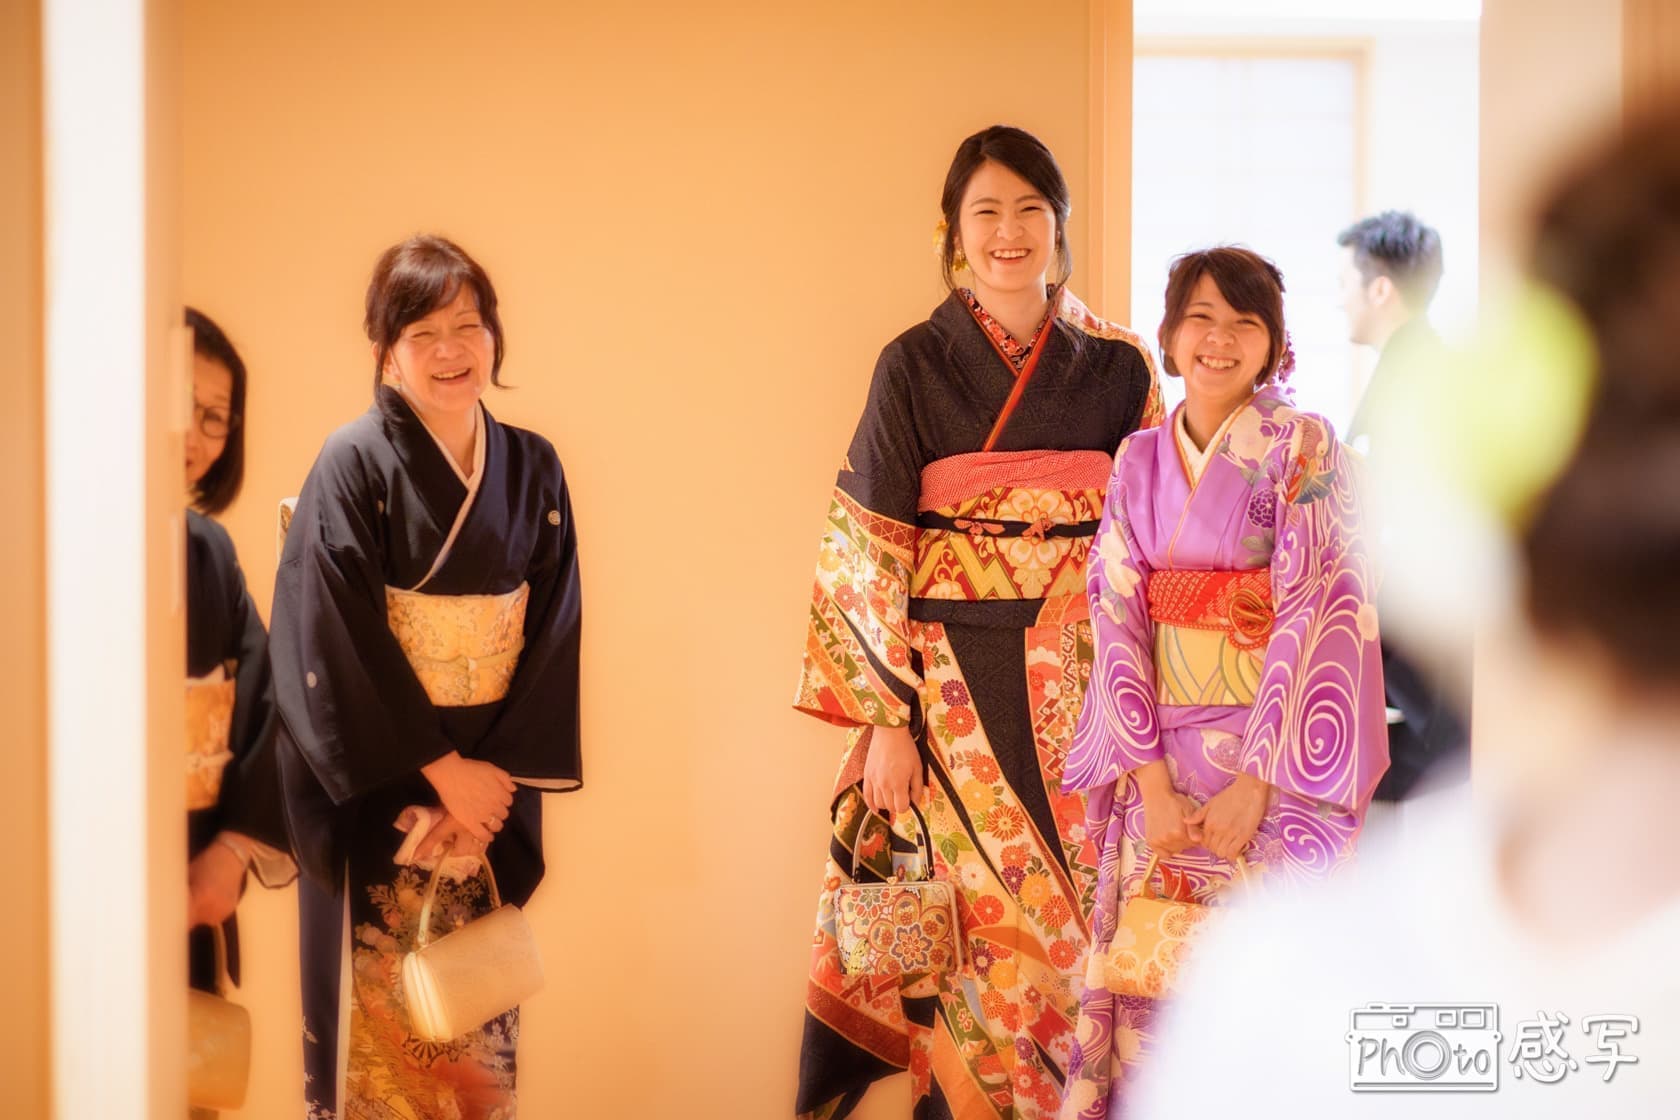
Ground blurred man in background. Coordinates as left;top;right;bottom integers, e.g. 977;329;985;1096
1338;211;1468;802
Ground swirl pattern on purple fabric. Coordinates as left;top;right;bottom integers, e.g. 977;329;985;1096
1062;439;1163;794
1057;391;1387;1120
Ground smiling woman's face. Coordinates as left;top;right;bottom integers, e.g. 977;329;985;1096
1169;273;1271;411
382;285;495;421
954;159;1058;304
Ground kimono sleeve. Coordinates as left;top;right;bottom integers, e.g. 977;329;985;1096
1062;438;1163;792
270;439;459;804
793;348;923;730
1239;417;1389;814
214;565;296;873
474;460;582;790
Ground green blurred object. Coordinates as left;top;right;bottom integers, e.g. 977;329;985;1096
1372;281;1597;529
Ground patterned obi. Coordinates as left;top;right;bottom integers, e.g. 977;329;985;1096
1148;569;1274;707
186;666;236;811
386;583;529;707
910;449;1113;627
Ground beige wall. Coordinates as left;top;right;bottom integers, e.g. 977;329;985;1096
1625;0;1680;113
1479;0;1626;286
0;0;50;1113
179;1;1128;1116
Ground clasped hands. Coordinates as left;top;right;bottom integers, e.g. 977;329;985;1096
1136;759;1269;861
419;750;516;856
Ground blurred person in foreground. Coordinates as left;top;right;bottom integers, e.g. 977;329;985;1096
1337;211;1468;803
1133;104;1680;1116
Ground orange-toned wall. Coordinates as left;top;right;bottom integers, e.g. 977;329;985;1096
1624;0;1680;114
0;0;50;1113
1479;0;1625;284
149;0;190;1111
179;2;1129;1116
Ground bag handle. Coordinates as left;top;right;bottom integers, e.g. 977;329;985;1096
209;922;233;992
849;800;937;884
414;844;503;950
1133;851;1251;901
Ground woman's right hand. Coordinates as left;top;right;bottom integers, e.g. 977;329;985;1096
420;751;515;843
861;725;925;816
1134;759;1200;855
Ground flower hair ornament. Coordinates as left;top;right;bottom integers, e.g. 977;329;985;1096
934;219;966;270
1272;330;1297;386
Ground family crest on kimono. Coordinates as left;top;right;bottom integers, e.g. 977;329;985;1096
270;236;582;1120
793;125;1162;1120
1060;247;1389;1118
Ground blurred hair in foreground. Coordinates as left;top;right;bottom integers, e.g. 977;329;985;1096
1128;101;1680;1119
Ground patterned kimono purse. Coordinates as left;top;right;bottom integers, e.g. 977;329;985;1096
834;804;963;978
1094;853;1250;1000
401;852;546;1042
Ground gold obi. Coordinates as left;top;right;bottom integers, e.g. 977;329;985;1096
186;667;237;811
386;583;529;707
1148;569;1273;708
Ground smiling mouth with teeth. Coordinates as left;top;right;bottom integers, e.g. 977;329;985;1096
992;249;1030;260
432;368;471;382
1198;356;1238;371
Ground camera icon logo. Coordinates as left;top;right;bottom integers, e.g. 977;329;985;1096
1347;1003;1501;1091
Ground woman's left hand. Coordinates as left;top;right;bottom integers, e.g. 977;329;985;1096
413;811;489;863
188;841;247;928
1184;774;1271;862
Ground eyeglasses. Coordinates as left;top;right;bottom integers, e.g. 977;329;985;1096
193;402;238;440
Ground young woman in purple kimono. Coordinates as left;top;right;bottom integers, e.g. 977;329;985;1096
1058;247;1389;1117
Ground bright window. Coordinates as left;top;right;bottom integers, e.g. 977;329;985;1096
1132;52;1361;425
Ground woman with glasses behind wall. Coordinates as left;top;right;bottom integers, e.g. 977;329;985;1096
182;307;297;1114
792;125;1162;1119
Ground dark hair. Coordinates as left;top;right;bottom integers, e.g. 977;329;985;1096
364;234;504;396
1157;246;1292;385
1521;104;1680;688
184;306;247;515
1337;210;1444;311
938;125;1072;291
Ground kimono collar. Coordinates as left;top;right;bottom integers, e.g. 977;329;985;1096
957;285;1062;374
400;389;486;486
1173;401;1245;485
1172;384;1293;483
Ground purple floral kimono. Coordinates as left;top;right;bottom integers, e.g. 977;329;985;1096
1058;387;1388;1117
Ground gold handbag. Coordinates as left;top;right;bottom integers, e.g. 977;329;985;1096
401;851;545;1042
187;927;251;1111
833;804;963;979
1092;853;1250;1001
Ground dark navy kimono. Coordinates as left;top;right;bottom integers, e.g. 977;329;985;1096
271;387;582;1117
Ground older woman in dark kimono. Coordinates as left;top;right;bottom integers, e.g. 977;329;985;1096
271;236;582;1120
793;126;1161;1119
